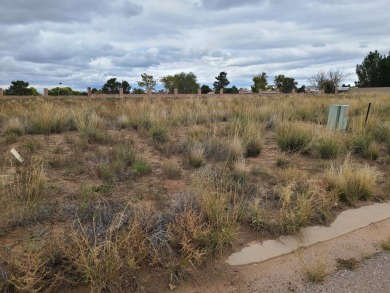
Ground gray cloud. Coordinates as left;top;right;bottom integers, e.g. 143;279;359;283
1;0;389;92
199;0;265;10
0;0;143;24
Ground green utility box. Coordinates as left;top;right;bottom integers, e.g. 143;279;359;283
327;104;349;131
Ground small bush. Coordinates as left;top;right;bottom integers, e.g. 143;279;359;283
132;160;152;176
245;137;263;157
231;160;248;184
116;114;130;129
304;257;327;283
98;164;114;183
315;137;341;159
276;157;291;168
351;134;372;155
73;110;109;143
163;162;182;179
364;142;379;160
151;126;169;144
228;136;245;161
188;143;205;168
326;156;379;203
205;138;230;162
276;122;313;153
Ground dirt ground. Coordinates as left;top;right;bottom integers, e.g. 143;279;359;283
172;217;390;293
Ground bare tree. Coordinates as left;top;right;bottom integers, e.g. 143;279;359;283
309;69;349;90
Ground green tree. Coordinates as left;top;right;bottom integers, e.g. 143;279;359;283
322;80;336;94
274;75;297;93
132;88;145;94
297;85;306;93
48;87;73;95
213;72;230;93
137;73;157;91
102;78;131;94
5;80;33;95
225;86;239;94
251;72;268;92
356;50;390;87
30;87;41;96
201;85;212;94
161;72;199;94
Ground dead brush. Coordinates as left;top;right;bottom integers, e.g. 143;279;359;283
70;219;122;293
67;204;159;292
168;173;239;280
5;243;64;293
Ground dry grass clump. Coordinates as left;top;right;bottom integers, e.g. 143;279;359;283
0;157;47;229
381;238;390;251
276;122;313;153
3;117;25;136
162;162;182;179
116;114;130;129
187;143;205;168
73;108;109;143
168;180;239;279
5;241;65;293
65;205;158;293
231;159;249;184
250;180;336;235
228;135;245;162
326;156;379;203
314;131;343;159
25;103;73;135
151;125;169;144
303;255;328;283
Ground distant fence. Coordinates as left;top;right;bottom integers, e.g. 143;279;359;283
349;87;390;94
0;87;287;100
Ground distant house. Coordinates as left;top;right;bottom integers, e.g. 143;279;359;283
335;87;350;94
305;86;321;93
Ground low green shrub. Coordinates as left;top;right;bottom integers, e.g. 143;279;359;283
315;137;341;159
151;126;169;143
276;123;313;153
132;160;152;176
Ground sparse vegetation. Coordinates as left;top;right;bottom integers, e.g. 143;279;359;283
0;93;388;292
336;257;360;270
381;238;390;251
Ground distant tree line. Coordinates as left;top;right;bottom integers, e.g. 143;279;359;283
3;50;388;96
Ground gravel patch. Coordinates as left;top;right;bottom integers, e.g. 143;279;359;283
303;251;390;293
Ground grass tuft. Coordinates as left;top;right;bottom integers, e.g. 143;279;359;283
326;156;379;203
276;122;313;153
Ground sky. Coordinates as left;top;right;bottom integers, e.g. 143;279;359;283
1;0;389;92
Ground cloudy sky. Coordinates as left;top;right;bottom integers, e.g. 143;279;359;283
1;0;389;92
